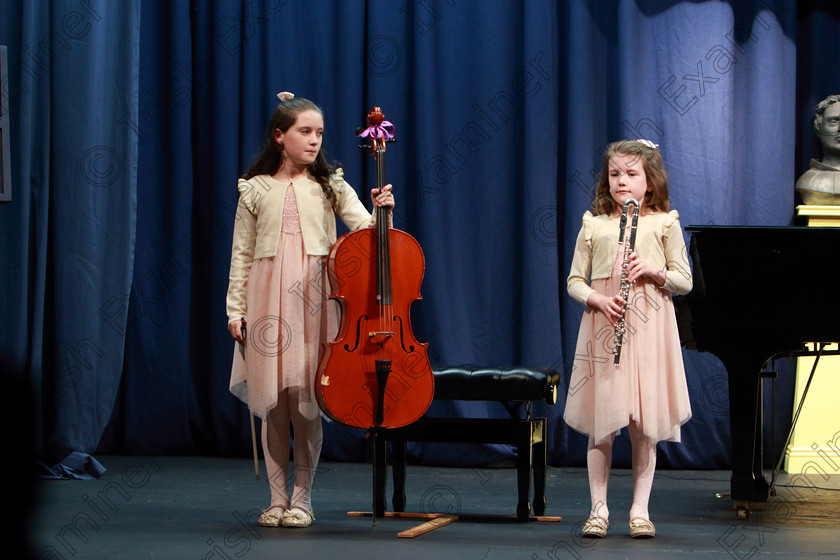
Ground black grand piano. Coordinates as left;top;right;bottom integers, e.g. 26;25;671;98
678;225;840;518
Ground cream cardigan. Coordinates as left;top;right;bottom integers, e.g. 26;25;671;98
226;169;374;323
567;210;693;305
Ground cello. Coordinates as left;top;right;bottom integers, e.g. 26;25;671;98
315;107;434;429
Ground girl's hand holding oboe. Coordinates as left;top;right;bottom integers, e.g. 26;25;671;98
587;292;625;328
625;252;666;287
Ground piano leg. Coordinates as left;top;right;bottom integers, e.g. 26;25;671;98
725;352;770;517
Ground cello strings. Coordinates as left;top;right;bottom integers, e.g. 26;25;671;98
377;146;390;364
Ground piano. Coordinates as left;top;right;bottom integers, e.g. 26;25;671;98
677;225;840;518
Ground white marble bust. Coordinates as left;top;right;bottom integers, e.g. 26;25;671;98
796;95;840;205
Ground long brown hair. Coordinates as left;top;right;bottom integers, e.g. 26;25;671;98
591;140;670;216
242;97;336;201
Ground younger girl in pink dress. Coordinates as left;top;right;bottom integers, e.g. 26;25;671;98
564;139;692;538
226;92;393;528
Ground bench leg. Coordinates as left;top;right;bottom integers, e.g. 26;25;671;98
516;421;533;521
532;418;547;516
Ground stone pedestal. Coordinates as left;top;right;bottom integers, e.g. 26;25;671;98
784;206;840;473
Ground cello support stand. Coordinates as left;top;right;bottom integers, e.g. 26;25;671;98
346;510;561;538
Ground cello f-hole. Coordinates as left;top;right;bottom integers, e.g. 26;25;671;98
394;316;416;353
344;314;367;352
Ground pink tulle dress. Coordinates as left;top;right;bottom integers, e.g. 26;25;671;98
229;184;338;419
563;223;692;445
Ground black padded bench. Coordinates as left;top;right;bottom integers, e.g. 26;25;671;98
372;366;561;521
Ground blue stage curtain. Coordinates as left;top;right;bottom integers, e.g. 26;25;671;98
2;0;837;471
0;0;140;466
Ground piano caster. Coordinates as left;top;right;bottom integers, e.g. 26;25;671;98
733;501;757;520
716;493;751;518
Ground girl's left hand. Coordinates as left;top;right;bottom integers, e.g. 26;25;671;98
626;251;666;287
372;184;395;208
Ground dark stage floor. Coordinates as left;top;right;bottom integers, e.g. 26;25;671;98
27;456;840;560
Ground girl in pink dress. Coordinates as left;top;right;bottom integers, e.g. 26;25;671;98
564;140;692;538
226;92;393;528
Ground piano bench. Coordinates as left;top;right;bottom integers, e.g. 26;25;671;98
372;365;561;521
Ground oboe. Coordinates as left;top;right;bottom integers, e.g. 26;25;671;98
614;198;640;365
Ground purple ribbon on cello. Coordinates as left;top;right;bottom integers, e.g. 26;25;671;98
358;120;396;141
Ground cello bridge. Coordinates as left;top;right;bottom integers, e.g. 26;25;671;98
368;331;395;345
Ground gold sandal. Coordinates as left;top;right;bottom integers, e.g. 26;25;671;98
581;516;609;538
258;505;286;527
282;505;315;528
629;517;655;538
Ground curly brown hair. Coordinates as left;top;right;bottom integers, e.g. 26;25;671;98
590;140;670;216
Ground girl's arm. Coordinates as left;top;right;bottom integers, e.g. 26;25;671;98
568;213;624;326
332;170;394;230
625;213;692;294
567;220;596;304
332;170;375;230
226;182;258;341
661;215;692;294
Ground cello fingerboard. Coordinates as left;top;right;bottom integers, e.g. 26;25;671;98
375;149;393;306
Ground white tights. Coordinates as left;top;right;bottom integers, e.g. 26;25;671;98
586;422;657;521
261;387;323;512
